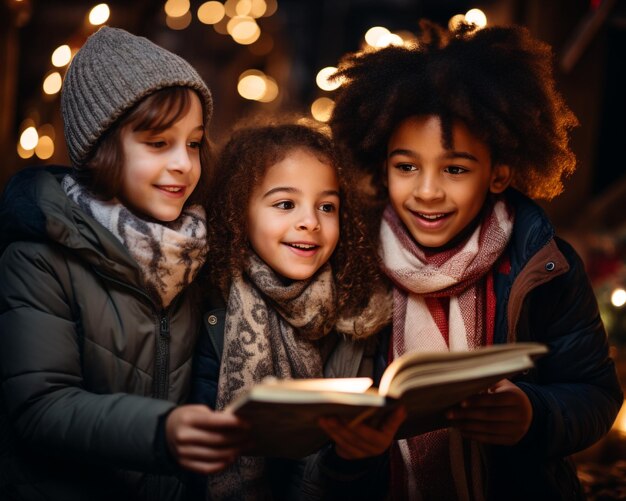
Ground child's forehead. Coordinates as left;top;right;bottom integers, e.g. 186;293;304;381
387;114;493;161
389;115;478;144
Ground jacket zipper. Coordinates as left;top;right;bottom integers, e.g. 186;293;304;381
91;267;175;400
154;312;170;400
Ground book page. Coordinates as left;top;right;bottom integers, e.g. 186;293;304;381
379;343;548;397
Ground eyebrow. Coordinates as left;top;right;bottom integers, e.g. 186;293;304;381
388;148;478;162
135;125;204;135
262;186;340;198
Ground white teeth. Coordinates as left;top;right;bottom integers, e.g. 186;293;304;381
290;243;316;249
161;186;182;192
419;213;445;220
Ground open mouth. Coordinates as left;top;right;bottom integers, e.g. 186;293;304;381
157;186;184;193
418;213;446;220
286;243;319;250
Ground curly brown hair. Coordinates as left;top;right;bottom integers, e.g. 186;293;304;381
330;20;578;203
206;119;386;317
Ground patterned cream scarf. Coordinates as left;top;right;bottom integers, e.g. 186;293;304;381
62;175;208;308
208;251;391;499
379;197;514;501
208;252;336;499
216;252;337;410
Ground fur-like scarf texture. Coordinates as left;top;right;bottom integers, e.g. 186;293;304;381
379;197;514;501
62;175;207;308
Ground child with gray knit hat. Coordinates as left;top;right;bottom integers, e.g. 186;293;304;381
0;26;249;501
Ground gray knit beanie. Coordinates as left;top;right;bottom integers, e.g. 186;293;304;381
61;26;213;167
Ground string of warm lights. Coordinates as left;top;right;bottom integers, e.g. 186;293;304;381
309;8;488;123
16;3;110;161
16;4;489;160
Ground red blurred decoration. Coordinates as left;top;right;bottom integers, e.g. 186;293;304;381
590;0;603;10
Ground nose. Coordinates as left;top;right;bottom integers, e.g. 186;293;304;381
168;143;193;173
296;207;320;231
413;170;443;202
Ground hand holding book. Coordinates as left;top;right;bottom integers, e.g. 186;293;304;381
445;378;534;445
319;405;408;459
227;342;548;458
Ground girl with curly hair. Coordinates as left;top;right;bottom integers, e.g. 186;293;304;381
189;120;401;499
316;20;623;500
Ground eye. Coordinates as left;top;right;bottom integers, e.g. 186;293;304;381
394;163;417;172
274;201;295;210
319;202;337;213
188;140;202;149
146;141;166;148
445;166;468;175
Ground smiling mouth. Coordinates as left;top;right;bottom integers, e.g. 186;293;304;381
158;186;184;193
416;212;448;220
286;243;319;250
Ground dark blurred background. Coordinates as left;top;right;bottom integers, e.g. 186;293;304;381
1;1;626;496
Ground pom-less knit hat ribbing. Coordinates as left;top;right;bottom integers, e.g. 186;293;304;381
61;26;212;167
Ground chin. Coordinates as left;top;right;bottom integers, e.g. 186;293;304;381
280;269;317;281
152;214;180;223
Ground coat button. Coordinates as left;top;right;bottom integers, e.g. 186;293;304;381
545;261;555;271
207;314;218;325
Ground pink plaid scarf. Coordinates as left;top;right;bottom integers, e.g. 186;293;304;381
379;197;514;501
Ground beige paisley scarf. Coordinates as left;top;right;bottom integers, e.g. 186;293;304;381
208;253;336;500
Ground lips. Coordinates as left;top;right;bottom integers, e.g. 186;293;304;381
417;212;447;220
155;185;186;197
409;209;452;228
284;241;320;256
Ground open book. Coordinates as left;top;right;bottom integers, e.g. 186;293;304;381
226;342;548;458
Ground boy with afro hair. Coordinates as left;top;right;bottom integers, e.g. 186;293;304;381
312;20;623;500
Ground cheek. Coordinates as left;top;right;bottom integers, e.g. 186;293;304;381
248;216;280;246
327;218;340;249
456;187;487;221
387;178;407;209
190;164;202;190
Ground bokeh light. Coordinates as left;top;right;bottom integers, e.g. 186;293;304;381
311;97;334;122
198;1;225;24
611;288;626;308
238;74;266;100
465;8;487;28
164;0;190;18
448;14;466;31
364;26;389;47
51;45;72;67
19;126;39;151
315;67;341;91
42;72;62;95
17;142;35;159
35;136;55;160
88;4;110;25
166;11;192;30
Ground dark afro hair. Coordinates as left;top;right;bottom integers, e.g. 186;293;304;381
330;20;578;201
205;118;387;318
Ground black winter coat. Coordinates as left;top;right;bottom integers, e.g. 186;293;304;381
299;190;623;501
0;167;204;501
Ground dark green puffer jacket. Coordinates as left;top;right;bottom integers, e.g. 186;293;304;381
0;166;204;500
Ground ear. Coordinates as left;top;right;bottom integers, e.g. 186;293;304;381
489;164;512;194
